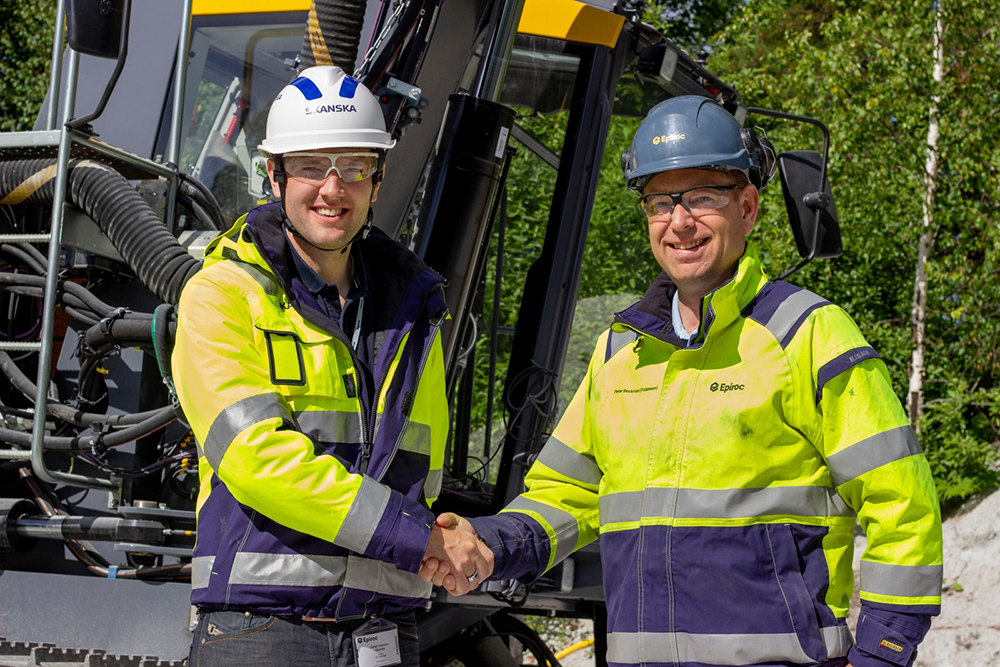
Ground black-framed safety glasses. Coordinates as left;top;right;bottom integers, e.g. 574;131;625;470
639;184;740;219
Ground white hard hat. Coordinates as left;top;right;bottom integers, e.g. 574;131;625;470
258;66;396;155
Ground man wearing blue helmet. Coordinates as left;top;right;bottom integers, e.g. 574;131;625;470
423;96;942;667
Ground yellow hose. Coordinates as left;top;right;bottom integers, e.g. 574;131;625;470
554;637;595;660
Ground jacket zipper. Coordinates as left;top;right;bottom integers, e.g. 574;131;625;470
360;289;446;477
377;308;447;482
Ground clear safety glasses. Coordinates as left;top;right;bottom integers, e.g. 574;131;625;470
283;152;380;184
639;184;739;220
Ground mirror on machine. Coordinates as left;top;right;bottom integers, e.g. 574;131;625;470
67;0;127;59
778;150;842;260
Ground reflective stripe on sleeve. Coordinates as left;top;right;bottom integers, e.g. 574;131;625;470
227;258;279;297
860;561;943;599
605;328;638;362
336;476;391;553
191;555;215;590
399;422;431;456
343;555;433;598
759;289;829;348
504;495;580;567
227;552;432;599
826;425;922;487
535;435;602;487
294;410;364;444
599;486;852;525
203;393;293;470
423;468;443;501
607;625;852;666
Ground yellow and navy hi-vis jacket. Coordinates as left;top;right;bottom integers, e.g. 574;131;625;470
472;242;943;667
172;203;449;620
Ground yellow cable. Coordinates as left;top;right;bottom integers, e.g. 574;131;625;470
554;637;594;660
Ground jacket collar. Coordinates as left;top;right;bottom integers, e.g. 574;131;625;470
204;202;446;331
614;241;770;347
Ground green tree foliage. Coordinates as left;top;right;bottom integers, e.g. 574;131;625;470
644;0;744;53
0;0;58;131
707;0;1000;505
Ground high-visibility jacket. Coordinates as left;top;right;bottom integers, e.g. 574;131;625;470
473;243;942;667
172;203;449;620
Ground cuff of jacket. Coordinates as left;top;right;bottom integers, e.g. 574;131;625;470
848;605;932;667
365;490;435;574
469;513;550;582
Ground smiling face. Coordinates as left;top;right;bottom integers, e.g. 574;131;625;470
643;168;758;300
267;148;381;252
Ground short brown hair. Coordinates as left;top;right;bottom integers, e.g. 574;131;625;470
728;169;751;188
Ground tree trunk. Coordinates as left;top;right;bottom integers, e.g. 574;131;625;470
908;4;945;430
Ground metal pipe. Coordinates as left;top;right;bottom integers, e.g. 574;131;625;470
29;50;119;492
165;0;194;231
472;0;526;102
0;450;32;460
167;0;193;168
45;0;68;131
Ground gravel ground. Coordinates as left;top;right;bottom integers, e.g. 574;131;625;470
914;488;1000;666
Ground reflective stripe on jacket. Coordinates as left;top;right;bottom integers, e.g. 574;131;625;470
172;203;449;620
477;242;942;667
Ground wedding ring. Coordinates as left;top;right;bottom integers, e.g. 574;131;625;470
466;569;479;583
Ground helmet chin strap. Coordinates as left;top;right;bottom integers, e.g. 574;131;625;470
282;209;372;254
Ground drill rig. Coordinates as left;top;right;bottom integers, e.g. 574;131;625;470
0;1;841;664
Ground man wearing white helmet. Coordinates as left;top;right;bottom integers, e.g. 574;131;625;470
172;66;492;666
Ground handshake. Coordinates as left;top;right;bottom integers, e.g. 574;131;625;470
419;513;495;596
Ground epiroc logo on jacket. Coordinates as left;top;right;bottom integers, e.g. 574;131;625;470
497;243;942;667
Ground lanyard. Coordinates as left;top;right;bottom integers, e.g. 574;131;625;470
351;295;365;352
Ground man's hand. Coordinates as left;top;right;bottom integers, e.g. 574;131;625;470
420;513;493;595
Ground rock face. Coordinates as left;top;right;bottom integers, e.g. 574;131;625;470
916;489;1000;666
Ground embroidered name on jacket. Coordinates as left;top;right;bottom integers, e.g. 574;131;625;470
614;386;658;394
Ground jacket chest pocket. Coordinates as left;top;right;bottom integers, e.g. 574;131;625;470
263;330;306;386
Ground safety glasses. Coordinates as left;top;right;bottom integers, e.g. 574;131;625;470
283;152;379;184
639;184;739;219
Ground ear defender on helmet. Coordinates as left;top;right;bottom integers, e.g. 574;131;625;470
740;127;777;191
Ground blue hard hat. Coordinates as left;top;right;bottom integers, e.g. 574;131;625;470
623;96;760;192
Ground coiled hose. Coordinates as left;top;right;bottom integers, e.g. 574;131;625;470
0;158;201;304
300;0;367;71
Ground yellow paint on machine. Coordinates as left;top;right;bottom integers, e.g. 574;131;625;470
192;0;309;16
517;0;625;48
192;0;624;48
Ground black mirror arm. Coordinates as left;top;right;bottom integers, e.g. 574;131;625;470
746;107;832;280
66;0;133;132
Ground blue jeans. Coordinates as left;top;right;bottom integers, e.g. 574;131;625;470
189;609;420;667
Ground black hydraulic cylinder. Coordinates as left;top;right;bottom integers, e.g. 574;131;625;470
412;94;516;387
12;515;165;544
0;498;39;552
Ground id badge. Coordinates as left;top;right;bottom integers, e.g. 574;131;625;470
351;617;401;667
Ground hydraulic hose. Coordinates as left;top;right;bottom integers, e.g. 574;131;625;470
0;350;165;428
178;172;225;230
0;404;177;451
300;0;367;71
0;158;201;304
